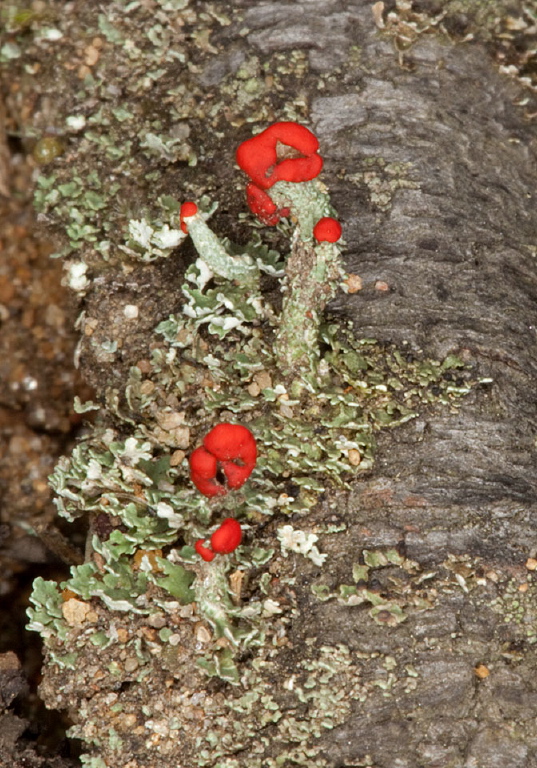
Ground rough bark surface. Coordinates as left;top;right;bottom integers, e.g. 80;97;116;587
268;3;537;766
5;0;537;766
268;3;537;765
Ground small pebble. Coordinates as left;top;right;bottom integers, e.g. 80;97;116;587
124;304;139;319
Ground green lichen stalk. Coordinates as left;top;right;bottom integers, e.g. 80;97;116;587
183;175;344;380
237;133;346;380
265;179;344;379
185;210;260;284
276;234;342;378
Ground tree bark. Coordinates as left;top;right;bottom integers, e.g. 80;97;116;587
10;0;537;766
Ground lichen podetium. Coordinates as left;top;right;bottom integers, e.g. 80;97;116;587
28;122;477;767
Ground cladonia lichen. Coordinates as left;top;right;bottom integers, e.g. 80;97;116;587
27;119;477;767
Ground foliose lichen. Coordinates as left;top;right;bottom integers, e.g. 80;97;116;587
27;119;478;766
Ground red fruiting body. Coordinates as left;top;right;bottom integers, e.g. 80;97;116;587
236;122;322;189
189;445;217;478
195;539;216;561
237;122;324;224
189;446;226;497
263;120;320;158
313;216;342;243
246;183;289;226
189;423;257;497
194;519;242;561
203;423;257;463
270;154;323;187
180;201;198;234
210;518;242;554
204;423;257;490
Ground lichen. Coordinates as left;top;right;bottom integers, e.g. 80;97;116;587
30;155;480;764
310;546;435;626
489;566;537;645
347;157;421;212
374;0;537;101
25;107;483;761
3;0;531;761
12;3;485;761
